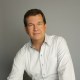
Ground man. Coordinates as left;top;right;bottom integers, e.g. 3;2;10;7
7;9;75;80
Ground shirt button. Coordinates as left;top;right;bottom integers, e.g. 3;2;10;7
40;54;42;56
42;64;43;66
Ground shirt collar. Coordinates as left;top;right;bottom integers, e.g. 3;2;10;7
45;34;52;46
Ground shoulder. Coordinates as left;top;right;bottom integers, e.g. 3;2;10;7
47;34;67;44
14;42;30;60
46;34;68;49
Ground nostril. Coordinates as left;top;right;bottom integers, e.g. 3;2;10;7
34;26;38;31
34;28;38;31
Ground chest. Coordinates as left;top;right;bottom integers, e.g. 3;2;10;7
25;43;58;77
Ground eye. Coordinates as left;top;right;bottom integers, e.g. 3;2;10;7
27;24;33;27
38;22;43;25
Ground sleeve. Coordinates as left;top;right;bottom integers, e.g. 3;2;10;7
7;47;26;80
57;37;76;80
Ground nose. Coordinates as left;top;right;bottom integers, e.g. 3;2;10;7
34;24;38;31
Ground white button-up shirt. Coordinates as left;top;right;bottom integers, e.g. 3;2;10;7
7;34;75;80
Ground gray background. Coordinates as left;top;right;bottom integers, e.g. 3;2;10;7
0;0;80;80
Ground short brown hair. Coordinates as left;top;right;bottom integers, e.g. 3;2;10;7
23;9;46;27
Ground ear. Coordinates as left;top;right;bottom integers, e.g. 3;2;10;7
25;27;29;34
44;24;47;30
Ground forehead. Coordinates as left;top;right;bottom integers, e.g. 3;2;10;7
26;14;43;23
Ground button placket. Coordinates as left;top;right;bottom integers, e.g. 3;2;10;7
39;43;46;78
40;53;44;67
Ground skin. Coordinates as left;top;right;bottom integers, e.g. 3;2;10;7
25;14;46;51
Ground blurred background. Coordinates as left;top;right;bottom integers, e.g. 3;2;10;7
0;0;80;80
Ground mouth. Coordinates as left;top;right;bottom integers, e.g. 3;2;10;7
33;32;40;35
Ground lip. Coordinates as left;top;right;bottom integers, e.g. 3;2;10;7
33;33;40;35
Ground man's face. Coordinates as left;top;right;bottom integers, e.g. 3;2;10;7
25;14;46;41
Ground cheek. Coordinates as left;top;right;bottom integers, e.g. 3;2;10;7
28;30;33;36
26;29;31;35
40;28;46;34
43;26;46;32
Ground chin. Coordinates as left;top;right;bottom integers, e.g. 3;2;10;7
33;38;41;40
32;36;42;40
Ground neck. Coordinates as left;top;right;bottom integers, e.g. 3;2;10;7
31;37;45;51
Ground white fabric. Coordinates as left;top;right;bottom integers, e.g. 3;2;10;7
7;34;75;80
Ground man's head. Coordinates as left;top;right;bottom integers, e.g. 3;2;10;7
24;9;46;27
24;9;46;41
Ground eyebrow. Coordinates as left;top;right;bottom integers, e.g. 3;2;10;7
28;23;33;25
